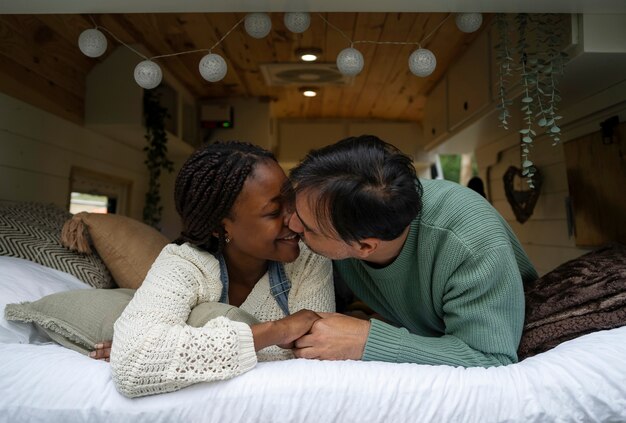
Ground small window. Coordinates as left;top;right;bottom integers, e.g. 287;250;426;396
69;167;131;215
69;192;113;214
437;153;478;184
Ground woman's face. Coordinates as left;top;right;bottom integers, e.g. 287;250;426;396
222;160;300;264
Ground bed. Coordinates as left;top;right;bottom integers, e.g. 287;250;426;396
1;203;626;422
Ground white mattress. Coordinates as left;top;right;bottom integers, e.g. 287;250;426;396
2;327;626;422
1;256;626;422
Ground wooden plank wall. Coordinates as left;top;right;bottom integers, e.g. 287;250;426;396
0;92;184;240
488;133;592;276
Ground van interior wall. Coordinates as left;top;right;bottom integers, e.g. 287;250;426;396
0;92;185;240
475;80;626;276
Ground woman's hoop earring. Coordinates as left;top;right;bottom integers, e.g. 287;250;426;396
225;234;231;244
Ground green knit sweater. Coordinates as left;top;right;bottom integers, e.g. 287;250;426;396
334;179;538;367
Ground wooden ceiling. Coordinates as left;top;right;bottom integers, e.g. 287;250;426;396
0;13;488;125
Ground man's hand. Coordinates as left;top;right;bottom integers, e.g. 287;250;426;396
293;313;370;360
89;341;112;361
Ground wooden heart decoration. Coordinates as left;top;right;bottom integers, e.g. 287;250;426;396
503;166;542;224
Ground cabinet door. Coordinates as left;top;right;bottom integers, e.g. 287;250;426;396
421;77;448;148
447;30;491;131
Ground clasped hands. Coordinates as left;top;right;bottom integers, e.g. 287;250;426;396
91;311;372;362
255;310;371;361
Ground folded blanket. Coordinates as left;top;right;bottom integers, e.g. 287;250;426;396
519;243;626;359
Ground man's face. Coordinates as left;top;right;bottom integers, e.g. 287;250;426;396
287;189;357;260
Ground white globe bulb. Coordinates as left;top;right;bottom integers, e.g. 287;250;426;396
284;12;310;33
455;13;483;33
134;60;162;89
336;47;364;76
199;53;227;82
244;13;272;39
408;48;437;77
78;28;107;58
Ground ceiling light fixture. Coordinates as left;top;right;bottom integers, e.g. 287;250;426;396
299;87;318;97
296;48;322;62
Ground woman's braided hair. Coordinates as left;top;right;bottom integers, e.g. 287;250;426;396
174;140;276;253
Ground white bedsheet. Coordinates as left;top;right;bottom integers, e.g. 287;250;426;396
1;326;625;423
1;256;626;422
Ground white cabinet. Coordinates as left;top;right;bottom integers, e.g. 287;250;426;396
421;77;448;147
447;30;491;131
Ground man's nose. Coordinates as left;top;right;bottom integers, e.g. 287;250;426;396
282;209;293;226
288;213;303;234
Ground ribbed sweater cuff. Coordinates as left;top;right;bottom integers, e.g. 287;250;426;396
233;321;258;372
362;319;402;362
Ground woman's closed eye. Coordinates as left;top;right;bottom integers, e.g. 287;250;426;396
264;209;282;218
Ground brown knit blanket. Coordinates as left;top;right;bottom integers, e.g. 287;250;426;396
518;243;626;359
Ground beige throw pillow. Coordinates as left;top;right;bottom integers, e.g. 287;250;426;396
61;213;170;289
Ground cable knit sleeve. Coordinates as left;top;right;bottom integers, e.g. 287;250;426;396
110;244;257;398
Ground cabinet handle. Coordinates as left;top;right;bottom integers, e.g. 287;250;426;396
431;128;436;135
463;101;469;111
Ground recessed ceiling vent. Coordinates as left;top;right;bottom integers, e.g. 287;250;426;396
260;63;354;86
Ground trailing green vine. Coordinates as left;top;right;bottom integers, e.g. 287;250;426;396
495;14;513;130
495;13;568;189
517;13;538;188
142;89;174;229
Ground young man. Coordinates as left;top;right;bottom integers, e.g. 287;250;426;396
287;135;537;367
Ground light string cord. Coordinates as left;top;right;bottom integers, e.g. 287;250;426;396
89;15;149;60
89;12;454;63
89;15;244;61
317;13;452;49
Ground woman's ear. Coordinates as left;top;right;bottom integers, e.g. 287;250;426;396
213;221;229;239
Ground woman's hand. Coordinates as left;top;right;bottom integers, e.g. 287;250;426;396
251;310;321;351
89;341;112;361
275;310;322;349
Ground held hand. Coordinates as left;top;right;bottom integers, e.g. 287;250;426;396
251;309;321;351
293;312;370;360
275;309;322;349
89;340;112;362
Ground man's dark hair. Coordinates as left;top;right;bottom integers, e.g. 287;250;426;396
290;135;422;243
174;140;275;253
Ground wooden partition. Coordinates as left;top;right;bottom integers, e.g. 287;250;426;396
564;120;626;247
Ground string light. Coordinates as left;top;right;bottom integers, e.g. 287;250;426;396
78;28;107;58
284;12;311;33
317;13;451;77
409;48;437;77
199;53;227;82
336;47;365;76
455;13;483;33
79;12;466;89
134;60;162;89
244;13;272;39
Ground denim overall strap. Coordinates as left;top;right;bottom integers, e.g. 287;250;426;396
216;253;230;304
268;261;291;316
215;254;291;315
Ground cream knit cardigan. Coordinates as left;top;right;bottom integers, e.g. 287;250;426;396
110;242;334;398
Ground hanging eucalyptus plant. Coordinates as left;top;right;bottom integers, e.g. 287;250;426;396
142;89;174;229
495;13;567;189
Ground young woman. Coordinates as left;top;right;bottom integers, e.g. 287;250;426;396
109;141;335;398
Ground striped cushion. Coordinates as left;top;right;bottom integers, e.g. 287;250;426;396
0;202;113;288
